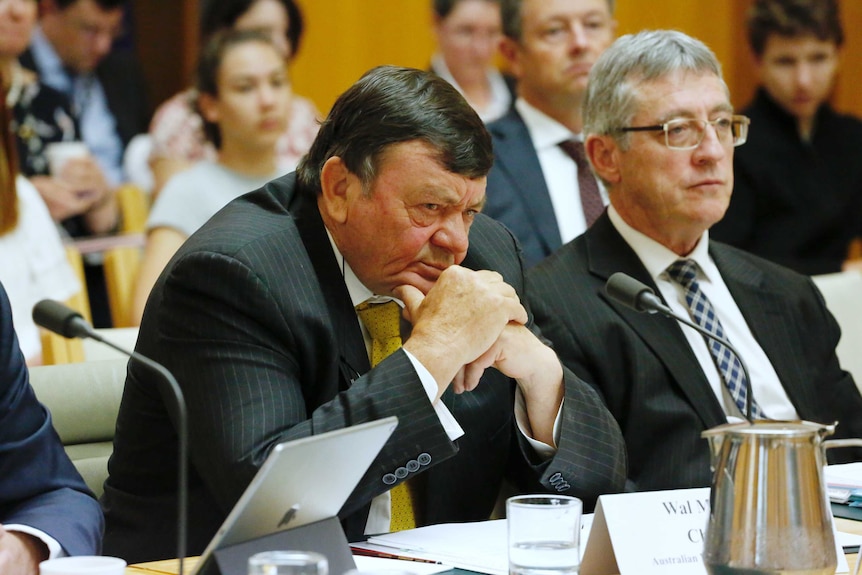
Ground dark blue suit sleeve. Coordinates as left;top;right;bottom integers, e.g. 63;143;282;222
0;283;103;555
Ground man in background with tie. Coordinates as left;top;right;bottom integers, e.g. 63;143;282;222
528;30;862;493
101;65;626;563
483;0;616;268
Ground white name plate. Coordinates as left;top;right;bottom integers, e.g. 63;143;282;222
581;487;710;575
580;487;850;575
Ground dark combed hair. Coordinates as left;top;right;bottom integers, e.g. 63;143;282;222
199;0;304;58
747;0;843;56
296;65;493;194
55;0;126;9
194;29;280;150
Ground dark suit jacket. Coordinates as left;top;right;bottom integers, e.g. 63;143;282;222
711;89;862;275
528;214;862;492
20;48;149;149
102;173;626;563
0;282;103;555
485;108;562;268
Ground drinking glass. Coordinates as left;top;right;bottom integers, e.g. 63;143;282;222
507;495;582;575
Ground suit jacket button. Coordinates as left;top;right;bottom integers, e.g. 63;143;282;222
395;466;409;479
406;459;420;472
383;473;397;485
417;453;431;465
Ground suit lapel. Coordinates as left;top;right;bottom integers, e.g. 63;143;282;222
708;244;806;406
490;110;562;253
586;216;727;428
290;186;371;387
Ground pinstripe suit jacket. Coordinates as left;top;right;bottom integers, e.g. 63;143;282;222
102;173;626;563
527;213;862;492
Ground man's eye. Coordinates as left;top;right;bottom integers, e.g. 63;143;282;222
423;204;440;211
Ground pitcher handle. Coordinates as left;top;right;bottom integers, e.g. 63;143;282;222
822;439;862;575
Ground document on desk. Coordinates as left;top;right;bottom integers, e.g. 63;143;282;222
351;515;594;575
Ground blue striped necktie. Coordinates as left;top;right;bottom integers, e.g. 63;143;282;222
665;259;765;419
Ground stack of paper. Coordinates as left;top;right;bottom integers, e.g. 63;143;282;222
351;516;595;575
826;463;862;521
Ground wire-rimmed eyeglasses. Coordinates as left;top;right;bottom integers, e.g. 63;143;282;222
616;115;751;150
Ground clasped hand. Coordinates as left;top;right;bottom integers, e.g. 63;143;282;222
396;266;558;398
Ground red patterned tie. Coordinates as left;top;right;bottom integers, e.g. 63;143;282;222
559;139;604;227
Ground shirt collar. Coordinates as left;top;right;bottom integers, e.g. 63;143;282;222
430;53;511;122
325;228;400;308
515;97;578;150
607;205;716;283
29;26;73;93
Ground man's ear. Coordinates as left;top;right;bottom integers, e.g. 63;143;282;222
197;93;219;124
319;156;353;224
586;134;621;185
499;36;522;78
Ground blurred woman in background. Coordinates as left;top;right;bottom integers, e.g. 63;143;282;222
430;0;513;122
147;0;318;195
0;91;77;365
132;30;290;324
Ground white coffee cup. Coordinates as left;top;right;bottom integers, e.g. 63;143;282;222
39;555;126;575
44;141;90;176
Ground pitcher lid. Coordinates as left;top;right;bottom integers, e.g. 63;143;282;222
701;419;836;438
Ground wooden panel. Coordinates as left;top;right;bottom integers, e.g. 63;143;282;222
130;0;199;120
833;0;862;116
130;1;862;120
290;0;436;114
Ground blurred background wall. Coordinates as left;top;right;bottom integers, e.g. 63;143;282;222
130;0;862;119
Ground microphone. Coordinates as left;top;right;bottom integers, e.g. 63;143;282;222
33;300;188;575
604;272;756;423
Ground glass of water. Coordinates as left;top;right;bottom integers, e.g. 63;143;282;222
248;550;328;575
507;495;582;575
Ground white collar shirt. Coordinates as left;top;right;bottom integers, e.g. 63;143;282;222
607;206;798;421
515;98;607;244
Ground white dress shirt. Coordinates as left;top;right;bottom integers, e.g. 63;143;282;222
515;98;608;244
608;207;799;421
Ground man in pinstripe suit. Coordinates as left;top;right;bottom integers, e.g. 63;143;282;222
529;31;862;493
101;65;626;563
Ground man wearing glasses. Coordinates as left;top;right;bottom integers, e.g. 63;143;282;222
528;30;862;492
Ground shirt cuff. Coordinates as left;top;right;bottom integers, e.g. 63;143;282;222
4;524;65;560
402;349;465;441
514;387;562;460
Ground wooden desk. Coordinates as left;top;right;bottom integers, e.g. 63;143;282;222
126;557;198;574
125;524;860;575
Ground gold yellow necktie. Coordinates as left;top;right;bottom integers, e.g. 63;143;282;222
355;300;417;531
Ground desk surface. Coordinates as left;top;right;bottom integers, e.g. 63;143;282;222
125;518;862;575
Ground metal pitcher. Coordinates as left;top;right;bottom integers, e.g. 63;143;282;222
702;420;862;575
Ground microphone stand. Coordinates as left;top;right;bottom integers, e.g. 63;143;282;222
86;332;188;574
605;273;756;423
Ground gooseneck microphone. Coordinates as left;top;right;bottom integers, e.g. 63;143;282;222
604;272;756;423
33;300;188;575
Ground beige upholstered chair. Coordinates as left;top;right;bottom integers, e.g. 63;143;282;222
28;359;127;497
811;271;862;393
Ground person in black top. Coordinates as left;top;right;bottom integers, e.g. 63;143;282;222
711;0;862;275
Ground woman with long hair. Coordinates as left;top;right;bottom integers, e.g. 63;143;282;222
132;30;290;324
147;0;318;196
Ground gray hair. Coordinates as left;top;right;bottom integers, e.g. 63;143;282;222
582;29;727;149
500;0;615;40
